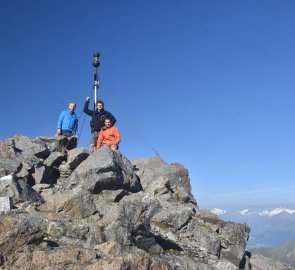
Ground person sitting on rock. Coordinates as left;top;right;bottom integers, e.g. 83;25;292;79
96;118;121;150
84;97;116;152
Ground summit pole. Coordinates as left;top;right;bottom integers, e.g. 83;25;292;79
93;51;100;107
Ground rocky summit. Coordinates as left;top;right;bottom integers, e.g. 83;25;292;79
0;135;293;270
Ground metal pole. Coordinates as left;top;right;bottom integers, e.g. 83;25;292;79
93;51;100;107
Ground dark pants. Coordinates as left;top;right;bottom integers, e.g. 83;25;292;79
60;130;77;149
61;130;73;137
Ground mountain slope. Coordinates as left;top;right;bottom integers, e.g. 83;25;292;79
251;240;295;267
212;208;295;248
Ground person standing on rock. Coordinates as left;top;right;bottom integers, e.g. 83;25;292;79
84;97;116;151
96;118;121;150
56;102;79;138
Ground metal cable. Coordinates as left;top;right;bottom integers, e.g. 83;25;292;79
100;85;161;158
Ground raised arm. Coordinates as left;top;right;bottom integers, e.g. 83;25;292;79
83;98;94;116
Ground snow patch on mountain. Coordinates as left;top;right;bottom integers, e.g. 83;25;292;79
211;208;227;215
259;207;295;216
211;207;295;217
240;209;253;215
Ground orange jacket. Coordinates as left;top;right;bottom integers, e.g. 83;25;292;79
96;126;121;149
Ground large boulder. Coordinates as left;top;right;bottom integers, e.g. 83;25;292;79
43;152;65;167
0;157;22;177
0;213;45;257
64;146;141;193
0;136;46;171
41;188;97;219
29;164;59;185
67;147;89;170
0;138;17;159
132;158;197;206
10;248;98;270
12;135;50;159
0;175;43;205
197;209;250;267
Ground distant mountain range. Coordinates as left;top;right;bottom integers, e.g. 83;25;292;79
251;240;295;268
212;207;295;217
211;207;295;249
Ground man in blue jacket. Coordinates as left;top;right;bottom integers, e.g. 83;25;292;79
84;97;116;151
56;102;79;138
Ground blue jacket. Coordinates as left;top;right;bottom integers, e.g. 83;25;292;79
57;110;79;135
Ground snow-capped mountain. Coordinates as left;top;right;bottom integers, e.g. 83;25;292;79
211;207;295;248
240;209;252;215
212;207;295;217
258;207;295;216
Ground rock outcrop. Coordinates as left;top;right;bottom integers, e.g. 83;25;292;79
0;135;293;270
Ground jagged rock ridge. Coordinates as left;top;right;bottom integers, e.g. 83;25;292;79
0;134;293;270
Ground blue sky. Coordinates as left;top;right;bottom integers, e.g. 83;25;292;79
1;0;295;210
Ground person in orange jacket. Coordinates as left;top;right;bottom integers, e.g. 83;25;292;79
96;118;121;150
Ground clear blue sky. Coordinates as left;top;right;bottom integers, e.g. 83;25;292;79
1;0;295;210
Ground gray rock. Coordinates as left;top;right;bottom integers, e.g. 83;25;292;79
119;192;162;226
96;192;163;250
0;138;16;159
197;209;250;267
37;136;66;152
0;175;22;203
53;135;78;151
241;253;251;270
13;134;50;159
32;184;51;194
66;146;141;193
0;213;45;257
16;162;31;179
67;147;89;170
181;218;221;257
16;152;41;168
151;205;194;231
104;221;132;246
132;157;196;206
43;152;65;167
40;187;97;219
0;196;13;211
0;157;22;177
10;248;98;269
94;241;124;255
161;254;215;270
219;222;250;266
212;259;238;270
0;175;43;204
85;224;104;247
30;165;46;184
93;200;121;226
58;162;72;181
94;189;130;203
59;190;97;219
30;165;59;185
